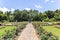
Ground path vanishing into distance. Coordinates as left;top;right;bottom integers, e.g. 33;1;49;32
18;23;40;40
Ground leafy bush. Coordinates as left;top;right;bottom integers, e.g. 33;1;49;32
0;22;27;40
33;23;59;40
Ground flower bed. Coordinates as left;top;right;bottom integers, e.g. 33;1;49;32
33;23;58;40
0;22;27;40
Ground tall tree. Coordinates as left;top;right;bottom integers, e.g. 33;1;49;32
45;10;54;19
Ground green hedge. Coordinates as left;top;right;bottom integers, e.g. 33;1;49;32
33;23;58;40
0;22;27;40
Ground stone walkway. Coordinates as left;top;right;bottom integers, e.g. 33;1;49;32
18;23;40;40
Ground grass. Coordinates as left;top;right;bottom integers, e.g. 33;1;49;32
43;26;60;38
0;22;27;40
0;26;16;38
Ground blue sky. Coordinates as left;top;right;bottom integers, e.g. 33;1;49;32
0;0;60;12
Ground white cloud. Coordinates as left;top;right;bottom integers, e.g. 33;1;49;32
25;8;31;11
57;8;60;9
0;7;15;12
45;0;55;3
35;5;42;9
11;8;15;12
45;0;49;3
0;7;10;12
51;0;55;3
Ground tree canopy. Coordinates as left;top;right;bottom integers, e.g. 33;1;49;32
0;9;60;22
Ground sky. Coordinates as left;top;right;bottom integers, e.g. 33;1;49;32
0;0;60;12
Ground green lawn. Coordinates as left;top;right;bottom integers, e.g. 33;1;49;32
43;26;60;38
0;26;16;38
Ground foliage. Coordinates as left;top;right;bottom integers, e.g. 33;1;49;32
0;22;27;40
33;23;58;40
0;9;60;22
43;26;60;40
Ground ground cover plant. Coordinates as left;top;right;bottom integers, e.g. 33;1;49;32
0;22;27;40
0;26;16;40
43;26;60;40
33;22;59;40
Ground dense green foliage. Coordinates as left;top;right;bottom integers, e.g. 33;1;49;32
43;26;60;39
0;22;27;40
0;26;16;40
33;23;58;40
0;9;60;22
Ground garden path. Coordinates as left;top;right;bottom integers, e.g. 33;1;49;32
18;23;40;40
